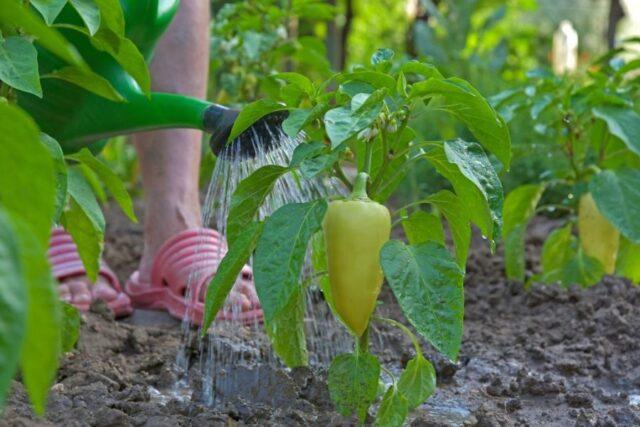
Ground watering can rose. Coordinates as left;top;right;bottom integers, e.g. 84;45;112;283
323;173;391;336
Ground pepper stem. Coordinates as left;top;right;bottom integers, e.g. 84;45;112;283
351;172;369;200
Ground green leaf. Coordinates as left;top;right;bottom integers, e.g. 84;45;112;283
424;140;502;241
93;0;124;37
502;184;545;280
68;148;136;221
31;0;68;24
271;72;314;96
43;65;124;102
541;223;575;283
40;134;67;223
227;165;289;246
401;61;443;79
374;385;409;427
254;200;327;324
616;236;640;283
282;102;328;137
324;93;383;148
0;208;27;409
311;232;335;311
380;240;464;361
338;71;396;91
266;286;308;367
60;303;80;352
289;141;326;168
69;0;100;35
593;106;640;157
371;48;395;65
590;169;640;243
63;168;105;282
0;103;55;246
402;211;444;245
411;78;512;168
424;190;470;267
201;222;264;332
16;222;61;415
0;36;42;97
561;248;604;287
328;352;380;421
0;0;84;66
227;99;287;142
397;354;436;410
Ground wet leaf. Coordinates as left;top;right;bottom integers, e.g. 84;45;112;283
328;352;380;421
266;286;308;367
381;240;464;361
371;48;394;65
0;208;27;409
202;222;264;332
68;148;136;221
503;184;545;280
227;99;287;143
282;102;328;137
254;200;327;324
411;78;511;168
402;211;444;246
0;35;42;97
590;169;640;243
226;165;288;247
397;354;436;410
324;92;383;148
374;385;409;427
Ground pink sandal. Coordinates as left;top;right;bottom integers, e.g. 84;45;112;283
48;228;133;317
124;228;263;326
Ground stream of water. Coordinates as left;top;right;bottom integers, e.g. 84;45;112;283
171;127;354;406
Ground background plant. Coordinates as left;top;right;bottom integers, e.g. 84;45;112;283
201;49;511;424
497;39;640;287
0;0;142;414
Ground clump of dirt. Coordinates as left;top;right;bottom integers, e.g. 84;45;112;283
2;210;640;426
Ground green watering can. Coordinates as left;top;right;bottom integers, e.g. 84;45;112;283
18;0;285;158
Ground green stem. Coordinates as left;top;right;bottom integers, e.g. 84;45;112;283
380;365;397;386
374;316;423;357
333;164;353;191
363;140;373;176
356;325;370;355
350;172;369;200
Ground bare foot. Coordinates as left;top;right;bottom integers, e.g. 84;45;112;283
58;274;133;316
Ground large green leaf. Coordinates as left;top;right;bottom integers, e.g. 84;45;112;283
593;106;640;157
282;102;329;137
201;222;264;332
0;35;42;97
412;78;511;168
324;92;383;148
254;200;327;323
380;240;464;361
40;134;67;223
328;352;380;421
68;148;136;221
590;169;640;243
226;165;288;246
0;0;84;66
502;184;545;280
16;222;61;415
227;99;288;142
374;385;409;427
43;66;124;102
616;236;640;283
402;211;444;246
425;190;470;267
423;140;501;241
397;354;436;410
60;303;80;353
265;286;308;367
31;0;68;24
0;209;27;410
63;168;105;282
561;248;604;288
0;103;55;246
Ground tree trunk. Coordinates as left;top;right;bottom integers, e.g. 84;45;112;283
607;0;625;48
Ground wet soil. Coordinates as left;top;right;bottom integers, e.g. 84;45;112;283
2;207;640;426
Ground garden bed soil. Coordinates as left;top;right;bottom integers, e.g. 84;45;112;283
2;207;640;427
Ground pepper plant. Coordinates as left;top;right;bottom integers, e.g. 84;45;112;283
0;0;142;414
202;48;511;424
495;39;640;287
